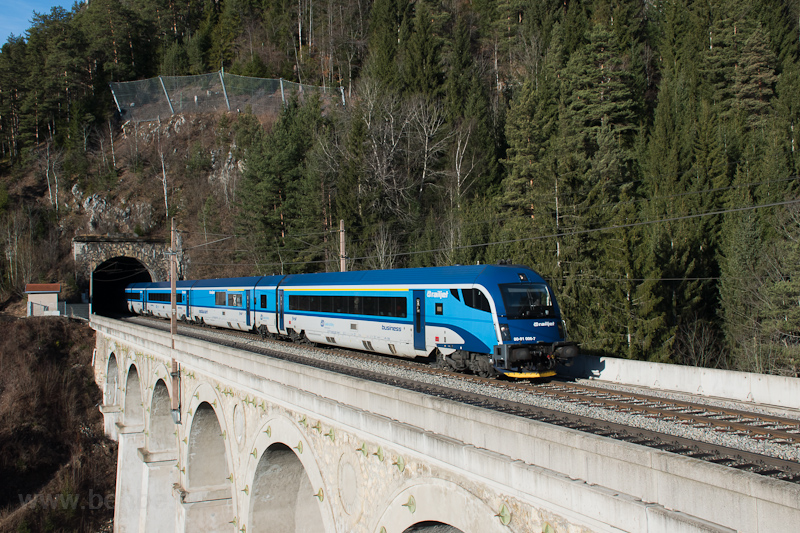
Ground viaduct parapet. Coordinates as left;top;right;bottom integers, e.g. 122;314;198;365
92;315;800;533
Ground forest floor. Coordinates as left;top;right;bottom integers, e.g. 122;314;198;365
0;317;116;533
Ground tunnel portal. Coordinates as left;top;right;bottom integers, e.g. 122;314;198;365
92;256;153;315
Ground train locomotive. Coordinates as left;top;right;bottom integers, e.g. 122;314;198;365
125;264;578;378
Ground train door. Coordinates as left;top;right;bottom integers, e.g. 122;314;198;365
277;289;285;332
245;290;251;327
184;290;189;318
413;290;425;351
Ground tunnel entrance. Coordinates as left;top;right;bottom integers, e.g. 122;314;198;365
92;256;152;316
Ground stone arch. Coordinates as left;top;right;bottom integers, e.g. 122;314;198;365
243;415;335;533
123;364;144;428
404;523;464;533
374;479;510;533
105;353;119;406
186;401;230;489
250;443;325;533
148;379;175;452
180;385;234;532
73;235;173;281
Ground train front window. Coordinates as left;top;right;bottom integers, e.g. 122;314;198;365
499;283;555;319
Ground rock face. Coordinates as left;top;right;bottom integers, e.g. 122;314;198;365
75;191;154;235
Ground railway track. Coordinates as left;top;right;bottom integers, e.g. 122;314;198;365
123;315;800;484
534;382;800;445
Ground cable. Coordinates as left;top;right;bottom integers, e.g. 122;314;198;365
183;235;236;251
359;197;800;261
185;198;800;271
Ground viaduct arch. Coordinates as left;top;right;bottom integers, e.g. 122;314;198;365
95;338;490;533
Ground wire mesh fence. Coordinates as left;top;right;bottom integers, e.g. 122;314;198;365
110;71;346;123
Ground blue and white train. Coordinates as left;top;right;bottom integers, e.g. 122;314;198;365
125;264;578;378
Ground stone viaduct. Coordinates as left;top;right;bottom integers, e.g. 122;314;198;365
92;314;800;533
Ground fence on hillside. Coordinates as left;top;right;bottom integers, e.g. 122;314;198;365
110;71;346;123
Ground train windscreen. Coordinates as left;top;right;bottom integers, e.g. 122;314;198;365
499;283;555;319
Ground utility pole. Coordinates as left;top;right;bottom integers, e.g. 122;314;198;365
170;217;177;340
169;217;181;424
340;219;346;272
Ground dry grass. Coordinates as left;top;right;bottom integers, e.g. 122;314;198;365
0;317;116;533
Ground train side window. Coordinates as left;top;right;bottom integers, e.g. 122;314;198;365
288;295;305;311
334;296;346;314
228;293;242;307
462;289;472;307
463;289;491;313
475;290;491;312
396;297;407;318
260;294;267;308
450;289;460;301
436;303;443;315
216;292;226;306
363;297;378;316
321;295;334;313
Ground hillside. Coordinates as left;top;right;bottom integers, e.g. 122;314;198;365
0;317;116;533
0;0;798;374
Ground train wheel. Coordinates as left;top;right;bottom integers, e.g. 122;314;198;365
431;350;447;369
289;328;309;344
471;355;497;378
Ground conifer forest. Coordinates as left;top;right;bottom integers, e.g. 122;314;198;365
0;0;799;374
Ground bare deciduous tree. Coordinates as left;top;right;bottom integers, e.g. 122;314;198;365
674;315;724;368
358;78;413;221
445;118;478;210
364;221;399;270
407;95;452;200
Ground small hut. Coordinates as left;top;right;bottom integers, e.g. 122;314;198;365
25;283;61;317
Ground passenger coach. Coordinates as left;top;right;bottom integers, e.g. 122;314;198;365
126;264;577;378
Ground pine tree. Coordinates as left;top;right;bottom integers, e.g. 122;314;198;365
0;37;27;160
443;14;500;198
236;97;327;273
401;1;444;97
733;27;778;131
774;60;800;175
364;0;410;90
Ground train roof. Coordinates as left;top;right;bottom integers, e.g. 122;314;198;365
126;281;195;290
190;276;269;289
280;264;546;288
125;265;548;292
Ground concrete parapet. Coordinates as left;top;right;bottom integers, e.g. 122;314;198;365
560;354;800;410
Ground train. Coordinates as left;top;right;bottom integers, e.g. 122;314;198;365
125;264;578;378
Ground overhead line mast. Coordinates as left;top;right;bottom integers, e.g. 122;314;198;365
169;217;181;424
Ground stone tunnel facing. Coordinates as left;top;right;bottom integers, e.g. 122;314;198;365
92;256;152;316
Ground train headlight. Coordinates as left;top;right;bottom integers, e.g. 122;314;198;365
499;324;511;341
